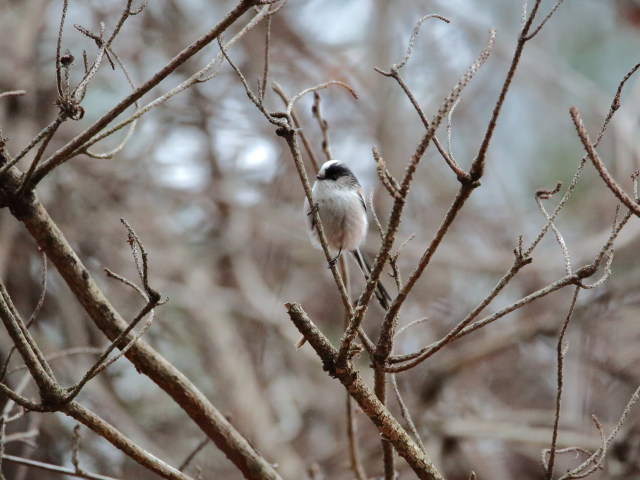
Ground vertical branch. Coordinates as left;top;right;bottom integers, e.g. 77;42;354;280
312;93;332;162
545;285;580;480
258;9;272;101
374;368;395;480
339;256;367;480
55;0;70;98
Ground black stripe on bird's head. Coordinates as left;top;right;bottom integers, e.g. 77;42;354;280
316;160;355;182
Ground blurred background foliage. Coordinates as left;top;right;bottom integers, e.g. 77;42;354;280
1;0;640;479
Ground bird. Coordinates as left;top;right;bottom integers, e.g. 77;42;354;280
304;159;391;310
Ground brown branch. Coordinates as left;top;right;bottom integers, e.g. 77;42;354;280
0;90;26;99
391;374;425;452
545;286;580;480
374;367;395;480
524;0;567;41
179;437;209;472
556;385;640;479
272;82;320;172
0;251;47;382
64;401;193;480
340;28;496;367
0;118;64;176
374;69;465;180
28;0;260;188
570;106;640;217
386;262;598;373
0;170;283;479
286;303;443;480
470;0;553;180
3;454;120;480
339;257;367;480
55;0;70;98
525;63;640;257
312;92;333;162
258;9;272;101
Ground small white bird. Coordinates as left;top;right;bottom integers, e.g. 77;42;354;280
304;159;391;309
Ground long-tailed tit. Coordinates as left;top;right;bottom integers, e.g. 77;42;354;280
304;160;391;309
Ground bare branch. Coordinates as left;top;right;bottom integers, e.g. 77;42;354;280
535;182;571;275
339;28;497;366
257;10;272;101
55;0;70;98
77;5;271;155
286;81;357;116
312;93;332;162
525;0;567;41
29;0;261;187
0;118;63;176
272;82;320;172
392;14;450;71
286;303;444;480
557;385;640;479
0;90;26;99
179;438;209;472
3;454;121;480
391;374;426;453
570;106;640;217
545;286;580;480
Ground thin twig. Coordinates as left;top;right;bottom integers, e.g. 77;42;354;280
71;424;85;475
272;82;320;172
391;374;426;452
392;14;450;71
372;146;401;198
0;119;63;175
29;0;260;187
570;106;640;217
63;220;163;402
312;93;332;162
6;347;103;376
3;454;121;480
73;1;134;103
0;251;47;382
525;0;567;41
18;117;64;196
0;90;26;99
178;437;209;472
536;182;571;275
339;27;497;366
258;10;272;101
470;0;551;180
546;285;580;480
55;0;70;98
373;70;464;179
446;97;461;164
557;385;640;479
84;48;139;159
76;5;271;156
386;262;598;373
286;81;357;116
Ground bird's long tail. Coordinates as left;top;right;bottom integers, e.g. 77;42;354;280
352;249;392;310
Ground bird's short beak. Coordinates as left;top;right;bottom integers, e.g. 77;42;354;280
316;174;323;180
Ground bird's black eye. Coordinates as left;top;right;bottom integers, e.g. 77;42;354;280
324;163;350;181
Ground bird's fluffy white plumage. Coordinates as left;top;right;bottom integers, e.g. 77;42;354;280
304;160;368;253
